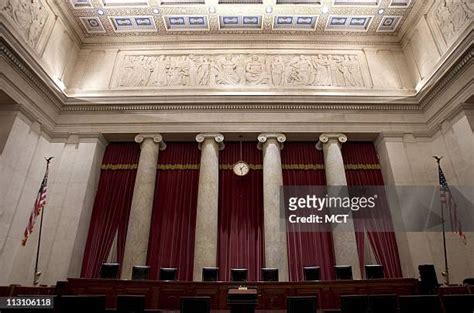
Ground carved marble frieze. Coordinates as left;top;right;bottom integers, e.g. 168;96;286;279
1;0;51;50
433;0;473;44
110;52;369;89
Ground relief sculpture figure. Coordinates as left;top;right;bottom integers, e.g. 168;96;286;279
271;56;285;86
1;0;49;48
245;56;268;85
436;0;473;41
216;55;242;85
287;56;315;86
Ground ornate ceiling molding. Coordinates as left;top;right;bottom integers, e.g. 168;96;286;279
60;102;421;112
51;0;427;44
0;37;63;111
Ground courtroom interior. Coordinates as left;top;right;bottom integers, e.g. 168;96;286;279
0;0;473;312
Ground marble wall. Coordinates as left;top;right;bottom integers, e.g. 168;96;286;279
376;110;474;284
0;113;104;286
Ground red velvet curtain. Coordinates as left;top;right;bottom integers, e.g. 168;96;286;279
282;143;336;281
147;143;200;281
81;143;140;278
218;142;264;281
342;142;402;278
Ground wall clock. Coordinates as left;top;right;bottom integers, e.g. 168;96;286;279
233;161;249;176
233;136;249;176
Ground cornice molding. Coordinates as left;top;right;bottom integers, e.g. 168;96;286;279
419;43;473;110
60;103;422;112
0;37;63;111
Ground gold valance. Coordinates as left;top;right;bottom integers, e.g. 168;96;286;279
101;163;381;171
282;164;324;170
344;164;381;170
101;164;138;170
157;164;200;170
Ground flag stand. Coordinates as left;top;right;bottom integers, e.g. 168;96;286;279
32;157;53;286
434;156;449;285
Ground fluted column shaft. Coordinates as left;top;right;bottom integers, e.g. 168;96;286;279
319;133;361;279
258;133;289;281
121;134;165;279
193;133;224;281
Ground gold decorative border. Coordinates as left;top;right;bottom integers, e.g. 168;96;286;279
345;164;381;170
101;163;381;170
101;164;138;170
157;164;200;170
282;164;324;170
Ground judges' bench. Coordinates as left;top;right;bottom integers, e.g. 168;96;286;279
56;278;418;310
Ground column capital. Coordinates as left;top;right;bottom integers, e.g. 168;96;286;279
135;133;166;150
257;133;286;150
319;133;347;144
195;133;225;150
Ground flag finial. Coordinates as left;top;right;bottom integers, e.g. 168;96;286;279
432;156;443;164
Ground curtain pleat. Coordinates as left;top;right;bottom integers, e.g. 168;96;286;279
218;142;264;281
147;143;200;281
342;142;403;278
81;143;140;278
282;143;336;281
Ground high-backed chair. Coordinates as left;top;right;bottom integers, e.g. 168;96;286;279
100;263;120;279
340;295;368;313
261;268;279;281
159;268;178;281
56;295;106;313
181;296;211;313
335;266;353;280
463;278;474;286
303;266;321;281
365;264;384;279
287;296;317;313
230;268;248;282
202;267;219;282
131;265;150;280
117;295;145;313
418;264;439;294
442;294;474;313
399;295;442;313
368;294;398;313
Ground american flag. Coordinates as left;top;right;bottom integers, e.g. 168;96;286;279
21;159;51;246
438;163;467;244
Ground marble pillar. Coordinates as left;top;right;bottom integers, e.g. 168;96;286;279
318;133;362;279
258;133;289;281
193;133;224;281
121;134;165;279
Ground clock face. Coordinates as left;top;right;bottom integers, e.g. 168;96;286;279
233;161;250;176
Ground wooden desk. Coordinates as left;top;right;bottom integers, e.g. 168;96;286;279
56;278;418;310
228;288;258;313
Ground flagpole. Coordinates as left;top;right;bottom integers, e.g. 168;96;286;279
434;156;449;285
33;201;45;286
33;157;53;286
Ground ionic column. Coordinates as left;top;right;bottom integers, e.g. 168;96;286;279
193;133;224;281
121;134;166;279
258;133;289;281
318;133;361;279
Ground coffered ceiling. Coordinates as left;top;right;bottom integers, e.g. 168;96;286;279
54;0;423;43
